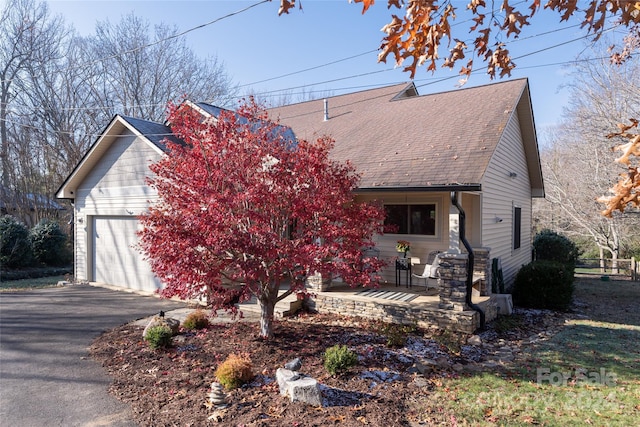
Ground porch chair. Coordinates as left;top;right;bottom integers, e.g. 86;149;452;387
412;250;443;290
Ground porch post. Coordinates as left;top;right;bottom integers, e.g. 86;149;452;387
438;252;469;311
448;194;461;253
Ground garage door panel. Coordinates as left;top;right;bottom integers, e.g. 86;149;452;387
93;216;161;292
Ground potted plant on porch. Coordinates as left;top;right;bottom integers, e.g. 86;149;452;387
396;240;411;258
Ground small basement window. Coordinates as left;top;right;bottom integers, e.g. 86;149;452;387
384;204;436;235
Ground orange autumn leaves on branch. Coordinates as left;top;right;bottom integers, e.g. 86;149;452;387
277;0;640;81
599;119;640;217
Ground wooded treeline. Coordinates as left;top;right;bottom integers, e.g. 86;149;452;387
533;38;640;261
0;0;237;227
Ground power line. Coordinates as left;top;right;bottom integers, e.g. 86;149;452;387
0;0;270;85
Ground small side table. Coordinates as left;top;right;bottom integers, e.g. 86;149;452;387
395;258;412;288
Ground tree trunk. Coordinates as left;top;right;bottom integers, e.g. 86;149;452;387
258;293;277;340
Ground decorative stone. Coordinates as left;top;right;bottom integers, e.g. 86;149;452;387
276;368;322;406
142;315;180;338
207;382;228;408
467;335;482;346
285;357;302;371
494;294;514;315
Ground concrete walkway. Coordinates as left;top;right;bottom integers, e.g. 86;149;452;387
0;284;186;427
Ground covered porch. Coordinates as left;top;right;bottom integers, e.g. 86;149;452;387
304;191;499;334
305;245;498;334
306;282;496;334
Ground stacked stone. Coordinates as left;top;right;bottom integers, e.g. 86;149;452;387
208;382;227;408
310;292;481;333
305;272;332;292
472;247;492;296
438;253;469;311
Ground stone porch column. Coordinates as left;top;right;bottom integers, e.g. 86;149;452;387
472;247;491;296
438;252;469;311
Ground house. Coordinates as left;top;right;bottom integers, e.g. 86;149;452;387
57;79;543;330
268;78;544;291
1;186;67;228
55;116;181;292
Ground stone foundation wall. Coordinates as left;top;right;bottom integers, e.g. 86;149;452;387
306;294;481;334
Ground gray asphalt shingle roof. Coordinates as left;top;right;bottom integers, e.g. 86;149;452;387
121;116;183;151
268;79;531;189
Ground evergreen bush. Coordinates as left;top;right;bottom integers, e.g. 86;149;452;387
29;219;71;266
533;229;580;271
512;260;574;310
144;325;173;349
323;344;358;375
0;216;33;268
214;354;253;390
182;309;210;330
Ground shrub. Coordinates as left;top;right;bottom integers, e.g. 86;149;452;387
215;353;253;390
323;344;358;375
0;216;33;268
512;260;574;310
144;325;173;349
381;322;416;348
29;219;71;266
182;309;210;330
533;229;580;271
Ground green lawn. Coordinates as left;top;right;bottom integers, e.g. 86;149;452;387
410;278;640;426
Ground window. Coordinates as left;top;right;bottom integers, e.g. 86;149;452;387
384;204;436;235
513;206;522;249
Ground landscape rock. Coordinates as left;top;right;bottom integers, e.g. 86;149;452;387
207;382;227;408
284;357;302;371
276;368;322;406
142;315;180;338
467;335;482;346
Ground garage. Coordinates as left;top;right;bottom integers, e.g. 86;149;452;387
92;216;161;292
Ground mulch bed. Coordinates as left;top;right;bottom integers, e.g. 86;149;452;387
90;310;562;426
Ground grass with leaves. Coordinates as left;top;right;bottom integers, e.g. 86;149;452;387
410;278;640;425
0;275;68;291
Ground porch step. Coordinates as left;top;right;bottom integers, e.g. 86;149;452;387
237;291;302;318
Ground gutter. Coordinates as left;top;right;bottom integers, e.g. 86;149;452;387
450;191;486;330
355;184;482;193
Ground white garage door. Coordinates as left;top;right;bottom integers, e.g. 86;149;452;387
92;216;161;292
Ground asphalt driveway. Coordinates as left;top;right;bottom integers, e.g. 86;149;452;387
0;284;186;427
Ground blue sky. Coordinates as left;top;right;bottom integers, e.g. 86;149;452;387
42;0;626;139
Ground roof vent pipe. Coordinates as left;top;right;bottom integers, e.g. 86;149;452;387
323;98;329;121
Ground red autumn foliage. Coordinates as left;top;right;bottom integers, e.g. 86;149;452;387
138;100;386;338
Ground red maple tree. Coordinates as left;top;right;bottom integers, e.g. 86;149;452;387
138;100;386;338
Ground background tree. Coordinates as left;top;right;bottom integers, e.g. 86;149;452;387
138;101;386;339
0;0;64;220
534;43;640;263
0;0;237;227
92;13;236;122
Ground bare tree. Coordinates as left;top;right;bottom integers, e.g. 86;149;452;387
1;4;238;227
535;42;640;265
91;13;237;122
0;0;64;211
